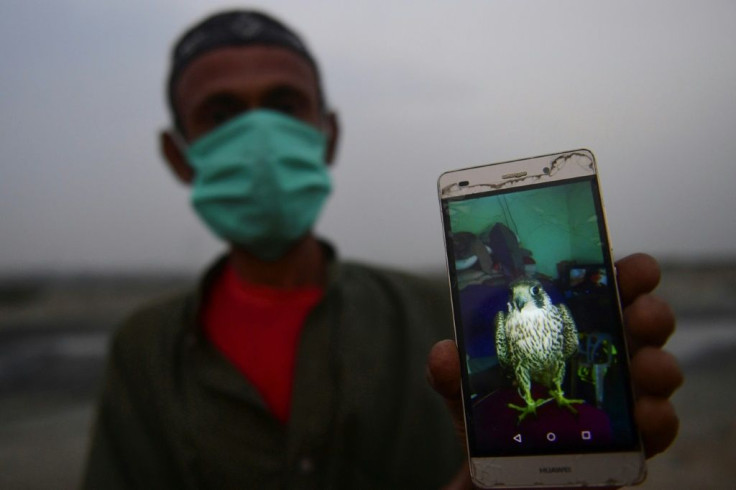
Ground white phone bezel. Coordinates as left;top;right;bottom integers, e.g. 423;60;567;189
438;149;646;488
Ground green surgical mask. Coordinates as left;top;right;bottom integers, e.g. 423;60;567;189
185;110;332;261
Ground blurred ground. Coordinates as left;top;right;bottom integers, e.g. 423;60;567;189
0;275;193;490
0;262;734;489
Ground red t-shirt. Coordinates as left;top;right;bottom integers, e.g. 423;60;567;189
202;263;324;424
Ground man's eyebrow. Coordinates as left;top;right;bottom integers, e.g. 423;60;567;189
195;91;244;109
263;84;312;100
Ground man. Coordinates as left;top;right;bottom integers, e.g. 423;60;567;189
83;10;681;489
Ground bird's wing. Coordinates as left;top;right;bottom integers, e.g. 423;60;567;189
494;311;509;366
559;304;579;359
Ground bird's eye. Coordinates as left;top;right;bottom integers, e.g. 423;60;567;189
531;285;540;296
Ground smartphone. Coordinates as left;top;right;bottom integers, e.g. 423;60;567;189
437;149;645;488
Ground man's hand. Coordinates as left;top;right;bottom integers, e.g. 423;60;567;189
427;253;683;488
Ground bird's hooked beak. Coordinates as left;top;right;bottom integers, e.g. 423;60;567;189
514;297;527;311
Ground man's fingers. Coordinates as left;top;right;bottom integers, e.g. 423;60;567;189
616;253;661;306
427;339;462;399
625;294;676;348
427;339;466;441
635;395;680;458
617;254;682;458
631;347;684;398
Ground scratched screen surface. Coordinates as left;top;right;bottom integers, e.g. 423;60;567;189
442;176;638;457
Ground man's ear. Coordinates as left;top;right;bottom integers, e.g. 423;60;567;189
324;111;340;166
160;130;194;184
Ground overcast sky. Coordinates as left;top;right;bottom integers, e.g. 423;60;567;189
1;0;735;275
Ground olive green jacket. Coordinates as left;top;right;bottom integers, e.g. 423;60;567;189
82;256;464;489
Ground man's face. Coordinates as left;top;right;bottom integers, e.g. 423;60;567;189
173;45;324;142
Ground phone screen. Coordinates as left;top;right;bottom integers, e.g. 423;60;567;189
441;172;639;459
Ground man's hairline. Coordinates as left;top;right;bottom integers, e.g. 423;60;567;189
167;44;329;138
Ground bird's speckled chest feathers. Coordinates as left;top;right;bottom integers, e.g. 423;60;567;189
505;302;566;368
